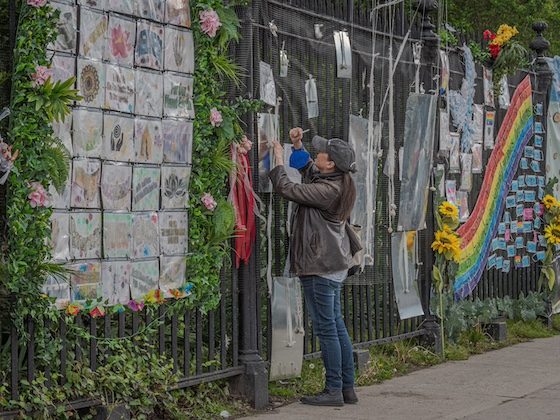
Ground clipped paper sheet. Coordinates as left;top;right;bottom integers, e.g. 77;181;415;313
259;61;276;106
305;76;318;118
50;212;70;261
103;212;133;258
79;8;107;59
131;259;159;299
164;27;194;74
163;74;195;118
133;212;160;258
105;15;135;66
135;21;164;70
132;166;160;211
71;158;101;208
70;261;101;302
161;165;190;209
103;113;134;161
78;59;105;108
105;64;135;113
101;261;131;305
334;30;352;79
135;118;164;163
160;211;188;255
70;212;102;259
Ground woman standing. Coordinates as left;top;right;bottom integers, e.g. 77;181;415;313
269;128;359;407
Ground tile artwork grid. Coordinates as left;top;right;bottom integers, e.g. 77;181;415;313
44;0;194;308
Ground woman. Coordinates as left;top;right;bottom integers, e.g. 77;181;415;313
269;127;359;407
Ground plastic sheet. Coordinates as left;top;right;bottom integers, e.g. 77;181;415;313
131;259;159;299
499;76;511;109
457;191;470;223
460;153;472;192
259;61;276;106
103;113;134;161
483;67;495;107
163;74;195;118
472;143;483;174
484;110;496;150
101;162;132;210
103;212;133;258
49;2;77;53
449;132;460;173
133;212;160;258
50;161;72;210
333;30;352;79
69;212;102;259
42;276;71;309
164;27;194;74
305;75;318;118
101;261;132;305
166;0;191;28
71;158;101;208
135;118;164;163
135;21;164;70
163;119;193;163
132;166;160;211
105;15;136;66
52;112;73;156
137;0;165;22
161;165;190;209
160;256;186;297
69;261;101;302
77;59;105;108
439;111;450;154
51;54;75;85
106;0;134;15
79;8;107;60
73;108;102;157
135;69;163;117
50;212;70;261
257;113;277;193
398;94;437;231
159;211;188;255
472;104;484;145
105;64;135;113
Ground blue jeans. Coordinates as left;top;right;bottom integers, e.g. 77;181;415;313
301;276;355;390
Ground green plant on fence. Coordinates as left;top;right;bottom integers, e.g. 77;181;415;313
1;0;259;416
538;179;560;297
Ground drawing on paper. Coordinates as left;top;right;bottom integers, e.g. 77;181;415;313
105;15;135;66
101;163;132;210
73;108;102;157
103;212;133;258
137;0;165;21
49;2;77;53
132;166;160;210
163;74;194;118
70;261;101;302
133;212;160;258
135;70;163;117
160;256;186;297
49;161;72;210
52;112;72;156
71;159;101;208
161;166;190;209
50;212;70;261
135;21;163;70
70;212;102;260
79;8;107;59
103;114;134;161
131;259;159;299
164;27;194;74
163;119;192;163
105;64;135;113
51;54;76;85
106;0;134;15
102;261;131;305
134;118;164;163
42;276;71;309
160;212;188;255
166;0;191;28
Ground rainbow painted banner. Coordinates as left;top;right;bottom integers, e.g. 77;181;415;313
454;76;534;299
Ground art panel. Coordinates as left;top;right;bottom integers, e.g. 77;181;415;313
105;15;136;67
49;1;77;53
131;259;159;299
135;21;163;70
159;211;188;255
50;212;70;261
69;261;101;302
101;261;131;305
70;212;102;260
79;8;107;60
163;74;194;118
162;119;192;164
105;64;135;113
164;27;194;74
134;118;164;163
106;0;135;15
132;212;160;258
161;165;190;209
165;0;191;28
42;276;71;309
77;59;105;108
160;256;186;297
137;0;165;21
73;108;102;157
52;112;73;156
71;158;101;208
51;54;76;85
135;69;163;117
103;212;133;258
49;161;72;210
102;113;134;161
132;166;160;210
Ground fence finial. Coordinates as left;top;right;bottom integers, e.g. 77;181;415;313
414;0;439;43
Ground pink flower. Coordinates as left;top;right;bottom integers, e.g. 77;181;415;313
28;182;50;208
31;65;52;87
201;193;217;211
110;25;132;59
27;0;47;7
209;108;223;127
128;300;145;312
89;306;105;319
236;135;253;155
199;9;222;38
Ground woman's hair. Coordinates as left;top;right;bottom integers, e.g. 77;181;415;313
339;173;356;221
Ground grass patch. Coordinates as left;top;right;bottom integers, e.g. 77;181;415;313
507;319;556;339
269;359;325;401
552;314;560;332
445;344;470;360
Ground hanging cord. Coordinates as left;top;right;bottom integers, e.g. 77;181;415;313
386;4;397;234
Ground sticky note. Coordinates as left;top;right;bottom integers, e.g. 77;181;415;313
507;245;516;257
511;181;519;192
502;260;511;273
495;256;503;269
520;158;529;169
524;190;536;202
527;241;537;253
516;236;524;249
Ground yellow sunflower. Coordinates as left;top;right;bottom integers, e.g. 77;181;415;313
492;24;519;47
544;223;560;245
543;194;558;210
438;201;459;220
431;229;462;261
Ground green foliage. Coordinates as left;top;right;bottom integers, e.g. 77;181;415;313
507;319;556;339
439;29;458;47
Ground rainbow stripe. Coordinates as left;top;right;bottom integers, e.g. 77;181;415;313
454;76;534;299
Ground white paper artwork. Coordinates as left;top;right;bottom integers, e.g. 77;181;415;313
70;212;102;259
166;0;191;28
132;166;160;210
333;30;352;79
449;132;461;173
257;113;278;192
78;59;105;108
160;256;186;297
101;261;131;305
439;111;450;154
159;211;188;255
78;0;105;10
132;212;160;258
163;74;195;118
163;119;193;164
460;153;473;192
42;276;71;309
52;113;73;156
137;0;165;21
101;163;132;210
305;75;319;119
472;104;484;144
499;76;511;109
50;161;72;209
135;118;164;163
69;261;101;302
105;64;135;113
106;0;135;15
49;2;77;53
50;212;70;261
51;54;76;85
71;158;101;208
135;69;163;117
105;15;136;67
484;110;496;150
259;61;276;106
103;212;133;258
483;67;495;107
131;259;159;299
135;21;164;70
164;27;194;74
161;165;190;209
103;113;134;161
79;8;107;60
73;108;102;157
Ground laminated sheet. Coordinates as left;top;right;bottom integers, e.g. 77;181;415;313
398;94;437;231
106;0;135;15
52;112;73;156
49;1;77;53
71;158;101;208
50;212;70;261
132;166;160;211
166;0;191;28
79;8;107;60
137;0;165;21
103;212;133;258
163;74;195;118
159;211;188;255
259;61;276;106
51;54;76;85
160;256;186;297
103;113;135;161
105;64;135;113
73;108;103;157
161;165;190;209
257;113;278;192
133;212;160;258
135;21;164;70
69;261;101;302
42;276;71;309
105;15;136;66
135;69;163;117
164;27;194;74
163;119;193;164
70;212;102;259
78;59;105;108
101;261;131;305
135;118;164;163
131;259;159;299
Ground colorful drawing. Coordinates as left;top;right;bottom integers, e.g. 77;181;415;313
134;118;164;163
131;259;159;299
78;59;105;108
79;8;107;59
161;166;190;209
103;212;133;258
163;74;194;118
135;69;163;117
137;0;165;21
135;21;163;70
166;0;191;28
105;15;136;66
69;261;101;302
71;158;101;208
102;114;134;161
70;212;102;259
133;212;160;258
163;119;193;163
49;1;77;53
101;261;131;305
105;64;135;113
42;276;71;309
73;108;102;157
132;166;160;210
160;256;186;297
101;163;132;210
455;76;534;299
159;211;188;255
164;27;194;74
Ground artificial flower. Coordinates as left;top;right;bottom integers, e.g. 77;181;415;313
145;289;165;304
128;299;145;312
483;30;496;41
201;192;217;211
199;9;222;38
112;304;125;314
544;223;560;245
492;24;519;47
31;65;52;87
431;229;462;261
110;24;133;59
66;303;81;316
438;201;459;220
543;194;558;210
406;231;416;250
209;108;223;127
28;181;50;208
89;306;105;318
169;288;185;299
183;282;194;296
489;43;501;59
27;0;47;7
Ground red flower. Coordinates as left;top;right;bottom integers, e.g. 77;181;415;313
483;30;496;41
89;306;105;318
489;43;501;59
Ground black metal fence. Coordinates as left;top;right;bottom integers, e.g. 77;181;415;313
0;0;552;414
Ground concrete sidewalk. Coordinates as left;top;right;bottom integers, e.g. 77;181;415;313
246;336;560;420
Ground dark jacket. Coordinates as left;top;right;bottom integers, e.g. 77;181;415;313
269;162;352;277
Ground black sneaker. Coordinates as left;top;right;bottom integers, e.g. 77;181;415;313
300;389;344;407
343;388;358;404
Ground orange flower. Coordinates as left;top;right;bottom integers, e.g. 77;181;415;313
66;303;81;316
170;289;186;299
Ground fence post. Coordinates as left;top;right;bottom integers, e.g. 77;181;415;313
529;22;554;328
229;2;269;410
415;0;442;354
